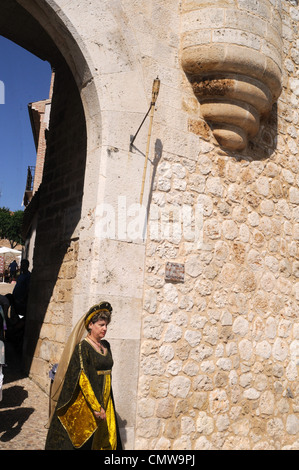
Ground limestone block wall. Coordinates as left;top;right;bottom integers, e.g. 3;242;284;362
136;0;299;450
18;0;174;449
23;58;87;391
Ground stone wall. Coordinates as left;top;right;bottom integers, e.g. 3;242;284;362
136;0;299;450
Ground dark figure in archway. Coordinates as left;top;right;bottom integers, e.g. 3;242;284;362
12;259;31;319
2;260;31;353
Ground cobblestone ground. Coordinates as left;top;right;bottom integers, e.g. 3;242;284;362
0;340;49;450
0;283;49;450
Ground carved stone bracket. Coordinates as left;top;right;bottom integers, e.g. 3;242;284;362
181;1;282;151
190;73;274;151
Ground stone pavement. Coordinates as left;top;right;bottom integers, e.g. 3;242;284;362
0;282;49;451
0;342;49;450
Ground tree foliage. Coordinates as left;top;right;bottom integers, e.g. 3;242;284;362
0;207;24;248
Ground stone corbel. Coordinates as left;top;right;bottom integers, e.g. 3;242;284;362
181;1;282;152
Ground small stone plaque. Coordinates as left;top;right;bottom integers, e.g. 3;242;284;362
165;262;185;283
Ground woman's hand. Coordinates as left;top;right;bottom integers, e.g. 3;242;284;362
94;408;106;420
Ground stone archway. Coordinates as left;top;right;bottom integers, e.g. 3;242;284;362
0;0;146;449
16;1;105;317
0;0;104;391
0;0;96;377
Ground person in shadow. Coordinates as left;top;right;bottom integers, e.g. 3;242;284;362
9;260;18;282
2;260;31;354
0;304;6;401
12;259;31;319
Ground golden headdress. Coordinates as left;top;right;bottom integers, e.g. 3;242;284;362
47;301;113;427
84;302;112;329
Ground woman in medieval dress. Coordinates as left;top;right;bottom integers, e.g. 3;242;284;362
45;302;122;450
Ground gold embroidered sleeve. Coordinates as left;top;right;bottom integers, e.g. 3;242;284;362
79;369;102;411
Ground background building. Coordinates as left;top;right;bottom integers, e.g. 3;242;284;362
22;73;54;268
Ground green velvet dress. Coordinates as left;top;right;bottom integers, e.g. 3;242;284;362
45;339;122;450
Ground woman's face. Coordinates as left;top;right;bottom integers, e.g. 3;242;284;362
89;318;108;342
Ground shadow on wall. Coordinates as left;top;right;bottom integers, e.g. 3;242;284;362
246;103;278;161
215;101;279;162
144;139;163;240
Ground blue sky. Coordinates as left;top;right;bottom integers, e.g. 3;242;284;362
0;36;52;212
